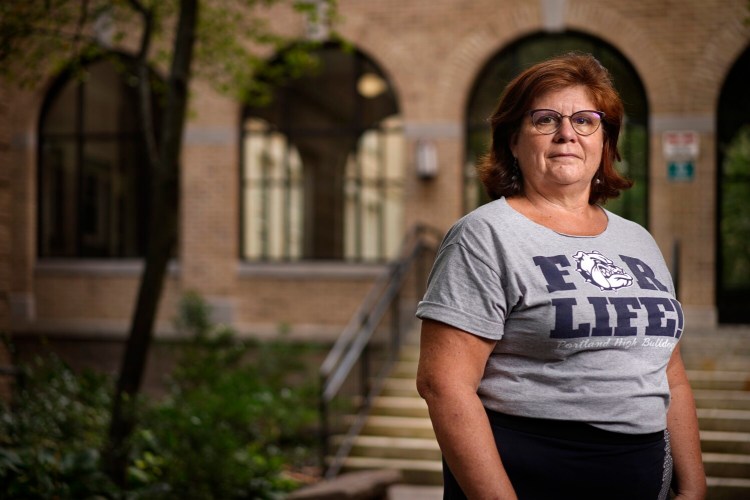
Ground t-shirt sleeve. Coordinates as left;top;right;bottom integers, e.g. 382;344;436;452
416;241;507;340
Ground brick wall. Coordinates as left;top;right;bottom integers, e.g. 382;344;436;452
2;0;749;348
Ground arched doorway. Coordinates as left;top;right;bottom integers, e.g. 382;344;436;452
465;33;648;227
241;44;404;262
717;45;750;324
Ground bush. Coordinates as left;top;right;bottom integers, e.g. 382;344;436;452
129;292;321;499
0;293;322;499
0;354;117;498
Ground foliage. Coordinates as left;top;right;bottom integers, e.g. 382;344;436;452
721;125;750;288
0;0;336;106
0;355;118;498
0;293;322;499
128;291;320;499
1;0;336;489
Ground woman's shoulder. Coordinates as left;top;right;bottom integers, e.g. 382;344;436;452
601;207;660;246
602;208;650;233
444;199;511;242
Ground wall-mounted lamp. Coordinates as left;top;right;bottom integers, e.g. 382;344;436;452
357;72;388;99
415;139;438;180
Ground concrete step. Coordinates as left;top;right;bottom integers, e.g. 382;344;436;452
340;456;442;485
684;333;750;499
701;430;750;454
381;377;420;398
698;408;750;433
703;452;750;479
371;396;429;418
343;435;441;461
683;346;750;359
388;484;442;500
687;370;750;391
705;476;750;500
683;355;750;371
343;329;750;496
361;415;436;440
398;344;420;362
682;331;750;346
390;477;750;499
390;360;419;379
693;390;750;411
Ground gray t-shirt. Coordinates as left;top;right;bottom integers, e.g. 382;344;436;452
416;197;683;434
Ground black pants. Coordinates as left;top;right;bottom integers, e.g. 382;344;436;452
443;409;672;500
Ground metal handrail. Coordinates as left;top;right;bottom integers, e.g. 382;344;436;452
319;223;441;478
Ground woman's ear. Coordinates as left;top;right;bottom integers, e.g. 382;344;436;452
509;132;519;158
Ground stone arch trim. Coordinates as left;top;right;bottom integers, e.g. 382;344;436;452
433;4;540;120
337;18;409;118
433;2;677;120
690;23;750;113
564;3;677;113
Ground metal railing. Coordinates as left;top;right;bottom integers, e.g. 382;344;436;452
318;224;441;478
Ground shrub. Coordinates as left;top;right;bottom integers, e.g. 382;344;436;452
128;291;322;499
0;292;322;499
0;354;117;498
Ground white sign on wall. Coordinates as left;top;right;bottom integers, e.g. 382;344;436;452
663;130;700;159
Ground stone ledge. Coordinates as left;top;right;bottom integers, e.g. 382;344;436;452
288;469;403;500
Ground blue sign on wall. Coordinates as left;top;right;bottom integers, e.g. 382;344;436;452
667;161;695;181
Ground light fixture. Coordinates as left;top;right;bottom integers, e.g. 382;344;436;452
415;140;438;180
357;72;388;99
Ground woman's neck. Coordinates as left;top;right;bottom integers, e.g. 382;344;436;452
506;192;607;237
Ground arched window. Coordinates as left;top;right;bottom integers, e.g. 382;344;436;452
38;57;162;258
717;45;750;324
465;33;648;227
241;45;404;262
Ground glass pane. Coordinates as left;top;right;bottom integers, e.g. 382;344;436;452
608;121;648;225
717;46;750;323
721;126;750;290
343;120;404;262
382;116;405;180
241;118;304;260
80;143;117;256
383;184;404;259
84;60;136;134
42;80;78;135
39;140;78;256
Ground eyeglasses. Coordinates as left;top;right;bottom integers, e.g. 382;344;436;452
529;109;605;136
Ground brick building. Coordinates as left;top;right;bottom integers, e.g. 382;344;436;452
2;0;750;357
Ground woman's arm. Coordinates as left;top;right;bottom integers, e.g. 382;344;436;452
666;344;707;499
416;319;517;500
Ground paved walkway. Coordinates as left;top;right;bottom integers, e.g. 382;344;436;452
389;484;442;499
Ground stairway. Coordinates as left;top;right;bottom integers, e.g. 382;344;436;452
682;327;750;499
339;337;442;484
338;327;750;499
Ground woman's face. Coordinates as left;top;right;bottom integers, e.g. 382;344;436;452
510;85;604;198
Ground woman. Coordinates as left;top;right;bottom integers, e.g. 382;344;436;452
415;53;706;499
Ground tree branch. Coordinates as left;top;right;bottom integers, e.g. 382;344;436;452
126;0;148;16
131;3;160;169
73;0;89;46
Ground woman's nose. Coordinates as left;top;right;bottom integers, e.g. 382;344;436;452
554;117;577;141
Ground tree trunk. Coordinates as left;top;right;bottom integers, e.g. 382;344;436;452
103;0;198;486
